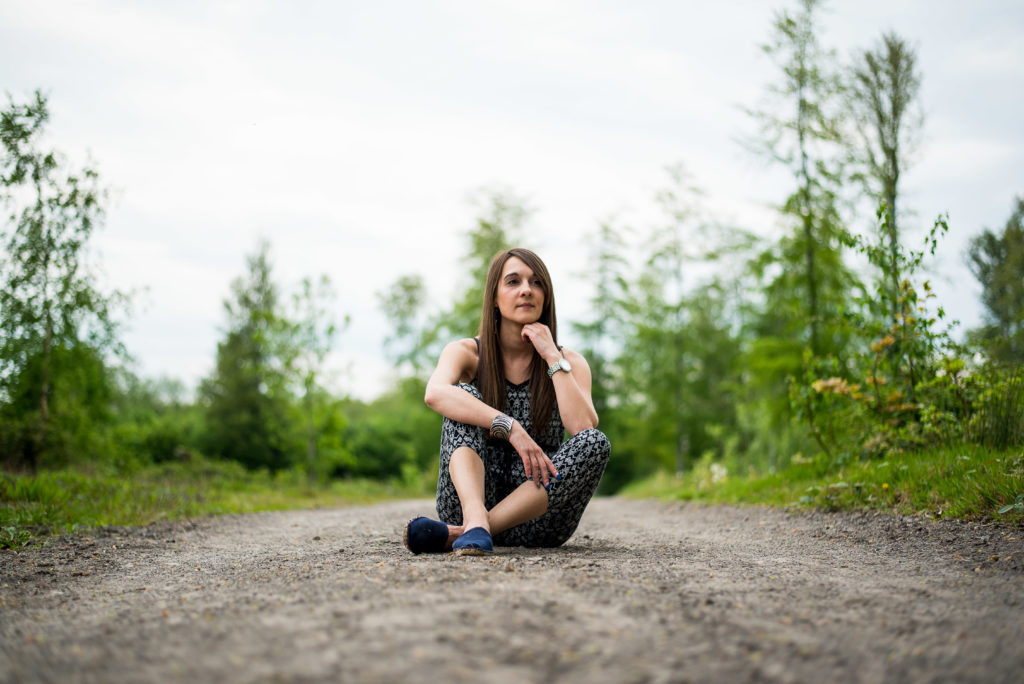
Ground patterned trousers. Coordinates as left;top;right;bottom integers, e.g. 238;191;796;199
435;383;611;547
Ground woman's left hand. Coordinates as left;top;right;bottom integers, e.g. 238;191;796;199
521;323;559;363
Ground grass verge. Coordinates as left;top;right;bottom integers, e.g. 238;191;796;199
0;457;434;550
622;444;1024;524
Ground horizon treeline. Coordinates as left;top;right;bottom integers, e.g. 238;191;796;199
2;0;1022;490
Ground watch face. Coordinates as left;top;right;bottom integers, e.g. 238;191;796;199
548;357;572;376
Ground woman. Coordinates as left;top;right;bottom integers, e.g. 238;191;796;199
404;247;611;555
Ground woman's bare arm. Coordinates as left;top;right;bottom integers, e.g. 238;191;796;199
423;338;558;486
423;339;498;427
548;348;599;435
520;323;598;435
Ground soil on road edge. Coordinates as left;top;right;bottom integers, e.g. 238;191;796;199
1;498;1022;683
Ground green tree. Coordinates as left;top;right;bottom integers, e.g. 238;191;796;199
201;241;297;471
109;371;204;466
570;218;633;492
283;275;345;480
612;168;749;478
848;31;923;322
378;274;428;373
744;0;850;356
966;197;1024;364
793;211;953;461
0;90;125;469
644;169;705;475
571;218;630;420
738;0;859;466
341;377;440;480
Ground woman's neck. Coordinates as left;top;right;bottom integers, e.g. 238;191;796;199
498;320;533;359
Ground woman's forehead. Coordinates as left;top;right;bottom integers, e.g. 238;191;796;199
501;256;533;278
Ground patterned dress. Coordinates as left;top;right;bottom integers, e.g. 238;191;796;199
435;381;611;547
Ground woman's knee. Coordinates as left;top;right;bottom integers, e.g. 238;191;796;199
572;428;611;462
447;445;482;473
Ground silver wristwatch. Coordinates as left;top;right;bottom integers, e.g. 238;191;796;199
547;356;572;377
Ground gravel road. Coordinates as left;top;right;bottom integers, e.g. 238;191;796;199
2;498;1022;683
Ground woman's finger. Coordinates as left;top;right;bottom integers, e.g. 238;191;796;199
542;456;557;487
546;456;559;481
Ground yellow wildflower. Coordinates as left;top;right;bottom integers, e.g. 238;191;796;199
870;335;897;353
812;377;849;395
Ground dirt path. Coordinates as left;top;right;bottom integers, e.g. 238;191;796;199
2;498;1022;683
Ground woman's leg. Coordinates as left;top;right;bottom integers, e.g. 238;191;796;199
449;446;490;532
434;384;510;546
432;386;610;550
439;443;548;545
486;481;549;535
435;435;487;528
493;428;611;548
433;386;554;547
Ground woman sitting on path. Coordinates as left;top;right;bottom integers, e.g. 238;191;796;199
404;247;611;556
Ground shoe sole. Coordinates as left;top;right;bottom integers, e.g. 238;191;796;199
403;517;413;552
403;517;438;554
453;547;493;557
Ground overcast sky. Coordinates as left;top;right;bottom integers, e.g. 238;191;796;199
2;1;1022;399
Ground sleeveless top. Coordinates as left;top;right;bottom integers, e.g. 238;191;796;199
472;337;565;452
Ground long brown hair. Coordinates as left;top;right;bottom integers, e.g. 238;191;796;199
477;248;558;444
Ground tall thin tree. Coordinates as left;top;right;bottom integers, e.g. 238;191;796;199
848;31;923;320
744;0;848;355
966;197;1024;364
0;91;125;468
202;241;296;471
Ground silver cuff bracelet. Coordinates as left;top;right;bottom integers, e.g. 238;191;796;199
490;413;514;440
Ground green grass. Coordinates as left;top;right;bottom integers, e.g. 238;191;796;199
0;457;434;550
622;444;1024;524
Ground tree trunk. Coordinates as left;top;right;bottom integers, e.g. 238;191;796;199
34;310;52;472
798;85;820;354
305;382;317;484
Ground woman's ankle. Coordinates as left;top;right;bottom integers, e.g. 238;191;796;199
446;525;464;548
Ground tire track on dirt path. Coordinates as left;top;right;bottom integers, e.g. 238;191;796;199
2;498;1022;683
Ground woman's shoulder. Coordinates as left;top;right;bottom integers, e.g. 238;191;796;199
560;346;588;365
446;337;479;356
558;347;592;379
440;338;480;380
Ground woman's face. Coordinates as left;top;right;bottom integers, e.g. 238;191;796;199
495;256;545;325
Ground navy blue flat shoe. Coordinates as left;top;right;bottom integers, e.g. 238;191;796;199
404;516;449;554
452;526;494;556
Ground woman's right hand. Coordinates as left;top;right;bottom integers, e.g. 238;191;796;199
509;421;558;488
